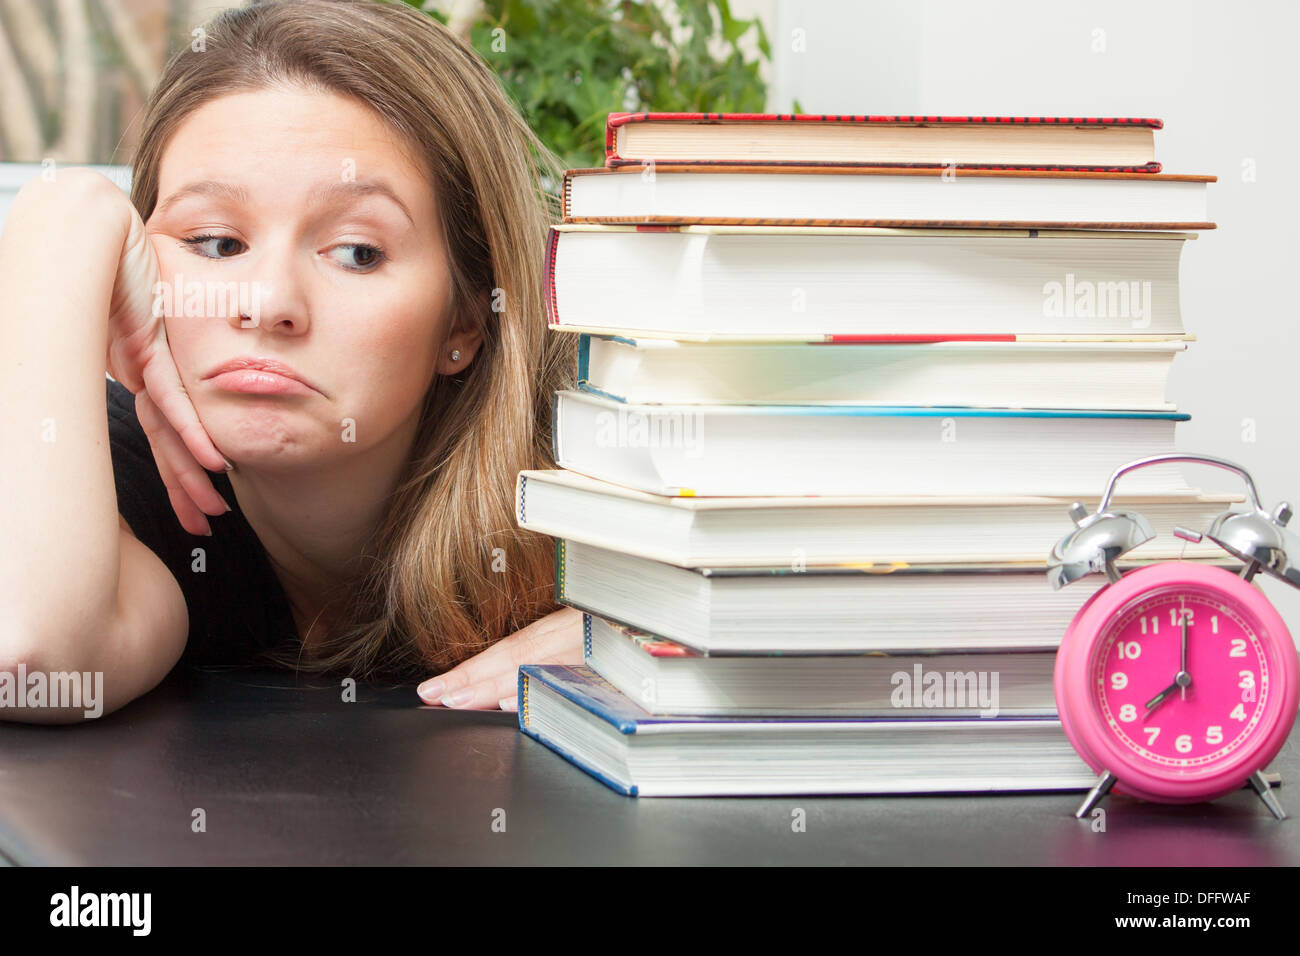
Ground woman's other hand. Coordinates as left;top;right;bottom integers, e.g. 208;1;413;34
417;606;584;711
102;171;232;535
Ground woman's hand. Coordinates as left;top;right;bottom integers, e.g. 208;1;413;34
101;171;232;536
417;606;584;712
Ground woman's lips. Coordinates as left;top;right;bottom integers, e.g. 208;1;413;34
207;369;316;396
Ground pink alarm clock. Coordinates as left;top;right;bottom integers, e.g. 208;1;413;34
1049;453;1300;820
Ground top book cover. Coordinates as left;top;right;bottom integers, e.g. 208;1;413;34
604;112;1165;173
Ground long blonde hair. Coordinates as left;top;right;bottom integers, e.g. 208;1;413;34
129;0;575;680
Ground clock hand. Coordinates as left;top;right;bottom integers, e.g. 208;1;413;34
1180;612;1189;701
1146;612;1195;717
1145;669;1192;717
1145;680;1180;716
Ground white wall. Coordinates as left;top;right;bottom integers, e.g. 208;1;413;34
768;0;1300;624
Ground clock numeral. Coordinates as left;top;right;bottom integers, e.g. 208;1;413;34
1238;670;1255;691
1170;607;1194;627
1144;727;1161;746
1175;734;1193;754
1230;703;1248;721
1117;641;1141;660
1119;704;1137;722
1110;672;1128;690
1206;725;1223;745
1211;614;1219;634
1229;638;1247;658
1140;615;1159;635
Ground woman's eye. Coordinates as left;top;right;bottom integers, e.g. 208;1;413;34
180;234;245;258
177;235;385;271
328;243;387;272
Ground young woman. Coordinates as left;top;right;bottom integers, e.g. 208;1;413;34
0;0;583;721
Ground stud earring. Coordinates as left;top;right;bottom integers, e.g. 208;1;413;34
450;349;461;362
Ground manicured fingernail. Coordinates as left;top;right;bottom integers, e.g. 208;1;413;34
221;456;235;472
203;527;213;537
219;494;232;513
418;678;445;701
442;688;473;708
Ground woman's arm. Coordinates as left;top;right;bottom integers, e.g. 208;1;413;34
0;170;129;665
0;169;190;720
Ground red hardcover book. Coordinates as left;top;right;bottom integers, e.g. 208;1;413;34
605;112;1164;173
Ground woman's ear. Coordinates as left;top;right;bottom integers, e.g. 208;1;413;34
436;292;487;376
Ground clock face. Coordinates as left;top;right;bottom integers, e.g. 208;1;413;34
1055;561;1299;804
1093;585;1268;774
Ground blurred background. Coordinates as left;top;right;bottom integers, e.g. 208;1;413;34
2;0;1297;621
0;0;775;169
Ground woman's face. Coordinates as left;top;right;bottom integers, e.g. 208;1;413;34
145;85;474;471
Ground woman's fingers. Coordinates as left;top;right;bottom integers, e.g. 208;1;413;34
139;344;229;475
134;388;230;535
431;667;522;712
416;638;526;709
417;607;584;711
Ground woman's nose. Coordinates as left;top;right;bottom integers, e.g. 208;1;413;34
225;241;311;334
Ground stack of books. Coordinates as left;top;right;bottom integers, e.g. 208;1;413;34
514;112;1236;797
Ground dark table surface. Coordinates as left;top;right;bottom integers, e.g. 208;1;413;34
1;664;1297;866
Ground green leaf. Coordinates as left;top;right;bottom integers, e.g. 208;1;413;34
429;0;773;169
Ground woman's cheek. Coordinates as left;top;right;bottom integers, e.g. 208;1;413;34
367;298;443;376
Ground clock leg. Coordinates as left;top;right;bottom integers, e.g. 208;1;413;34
1242;771;1282;790
1239;558;1261;583
1248;770;1287;820
1075;770;1117;819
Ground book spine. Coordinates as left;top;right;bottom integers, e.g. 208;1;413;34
603;115;620;167
517;669;529;727
543;227;561;325
555;538;566;603
576;333;590;384
550;388;561;463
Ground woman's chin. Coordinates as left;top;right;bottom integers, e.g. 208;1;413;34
204;424;324;472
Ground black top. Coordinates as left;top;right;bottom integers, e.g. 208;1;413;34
6;665;1299;864
105;376;301;667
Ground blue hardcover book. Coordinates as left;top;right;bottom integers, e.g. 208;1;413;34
517;664;1095;797
575;332;1186;410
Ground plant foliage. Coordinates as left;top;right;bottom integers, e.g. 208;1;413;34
403;0;771;169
